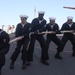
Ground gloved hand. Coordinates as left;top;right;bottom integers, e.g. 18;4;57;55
34;30;39;34
34;31;38;34
55;30;61;34
29;32;34;36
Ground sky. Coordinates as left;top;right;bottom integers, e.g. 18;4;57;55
0;0;75;28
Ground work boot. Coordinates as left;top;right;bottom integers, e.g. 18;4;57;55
26;61;31;66
10;61;14;69
40;60;49;65
72;52;75;57
55;54;63;59
22;61;26;70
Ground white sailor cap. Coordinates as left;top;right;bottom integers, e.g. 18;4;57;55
38;11;45;14
49;17;56;20
67;16;73;20
20;15;28;19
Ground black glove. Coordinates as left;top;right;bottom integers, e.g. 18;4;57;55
34;31;39;34
56;30;61;34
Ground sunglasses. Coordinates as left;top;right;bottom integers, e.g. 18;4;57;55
21;18;25;20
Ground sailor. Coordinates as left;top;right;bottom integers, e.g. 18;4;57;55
27;11;49;65
0;29;10;75
46;17;63;59
61;16;75;56
38;17;63;59
10;15;31;69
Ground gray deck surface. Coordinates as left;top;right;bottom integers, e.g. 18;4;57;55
2;34;75;75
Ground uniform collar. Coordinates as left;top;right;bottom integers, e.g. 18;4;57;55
37;18;44;24
21;22;27;27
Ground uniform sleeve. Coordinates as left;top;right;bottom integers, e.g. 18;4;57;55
28;24;34;33
55;24;61;34
73;23;75;32
23;24;32;38
26;19;37;34
61;24;65;31
0;31;10;49
0;45;10;55
15;24;20;37
30;19;36;31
